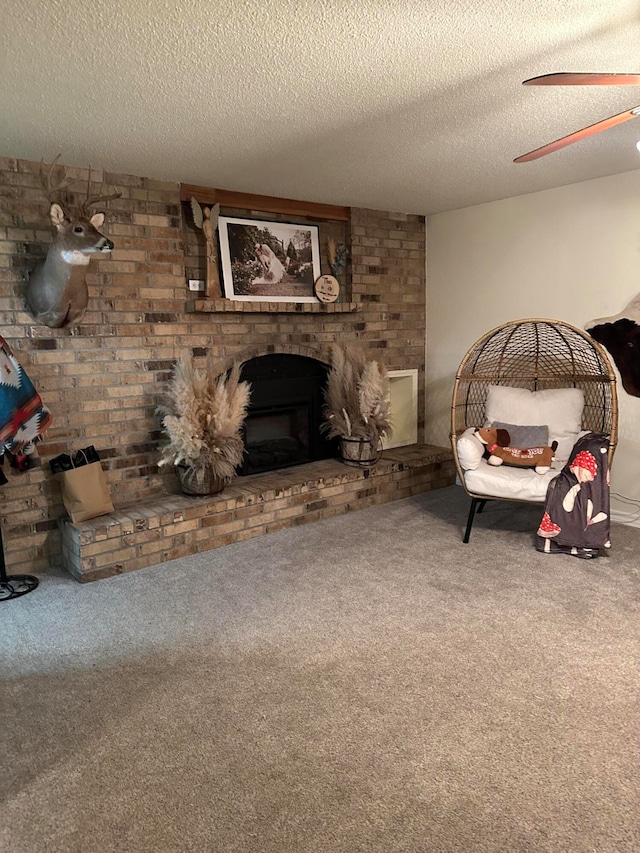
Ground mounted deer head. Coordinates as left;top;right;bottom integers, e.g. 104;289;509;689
25;155;121;328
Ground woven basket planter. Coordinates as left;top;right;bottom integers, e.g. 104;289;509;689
339;437;382;468
176;464;227;496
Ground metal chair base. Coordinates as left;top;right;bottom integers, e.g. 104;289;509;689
463;498;488;543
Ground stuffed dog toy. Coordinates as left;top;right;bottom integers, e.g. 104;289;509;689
474;427;558;474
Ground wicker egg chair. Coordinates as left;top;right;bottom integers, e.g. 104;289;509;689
451;318;618;542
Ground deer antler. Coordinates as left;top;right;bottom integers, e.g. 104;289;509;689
80;166;122;216
39;154;78;204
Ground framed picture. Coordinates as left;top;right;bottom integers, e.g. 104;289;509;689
218;216;321;302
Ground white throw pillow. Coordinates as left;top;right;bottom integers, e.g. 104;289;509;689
456;426;485;471
485;385;584;462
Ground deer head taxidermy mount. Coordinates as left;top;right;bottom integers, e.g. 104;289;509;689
25;155;121;328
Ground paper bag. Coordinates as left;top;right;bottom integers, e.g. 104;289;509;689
55;455;114;523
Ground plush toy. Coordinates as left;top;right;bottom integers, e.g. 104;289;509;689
474;427;558;475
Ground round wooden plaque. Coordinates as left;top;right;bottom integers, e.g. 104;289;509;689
314;274;340;303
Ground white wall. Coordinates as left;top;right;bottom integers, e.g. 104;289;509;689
426;169;640;519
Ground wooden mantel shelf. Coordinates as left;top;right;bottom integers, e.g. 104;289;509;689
180;184;350;221
185;299;361;314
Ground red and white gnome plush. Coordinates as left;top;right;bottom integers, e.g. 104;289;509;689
474;427;558;475
561;450;603;512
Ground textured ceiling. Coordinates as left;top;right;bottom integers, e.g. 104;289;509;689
2;0;640;215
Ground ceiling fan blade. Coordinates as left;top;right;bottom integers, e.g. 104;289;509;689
523;73;640;86
514;106;640;163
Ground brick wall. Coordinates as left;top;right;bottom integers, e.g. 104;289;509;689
0;155;427;577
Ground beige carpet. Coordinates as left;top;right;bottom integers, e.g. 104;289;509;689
2;485;639;852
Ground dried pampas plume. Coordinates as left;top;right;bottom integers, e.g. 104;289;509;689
322;344;392;446
158;356;251;481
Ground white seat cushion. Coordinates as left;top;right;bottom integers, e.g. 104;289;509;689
463;458;563;502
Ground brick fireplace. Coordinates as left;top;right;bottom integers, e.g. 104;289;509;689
0;156;454;580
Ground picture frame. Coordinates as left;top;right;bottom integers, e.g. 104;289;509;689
218;216;322;302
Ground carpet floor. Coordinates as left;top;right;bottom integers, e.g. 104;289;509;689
2;485;639;852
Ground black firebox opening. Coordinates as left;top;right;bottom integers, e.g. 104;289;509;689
238;354;337;476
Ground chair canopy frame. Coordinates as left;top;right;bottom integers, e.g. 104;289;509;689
451;318;618;504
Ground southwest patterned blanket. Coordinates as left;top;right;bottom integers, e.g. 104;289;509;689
0;337;52;454
536;432;611;559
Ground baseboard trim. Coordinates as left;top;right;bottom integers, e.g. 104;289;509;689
611;509;640;529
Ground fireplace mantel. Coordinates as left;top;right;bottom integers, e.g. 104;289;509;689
185;299;361;314
180;184;350;221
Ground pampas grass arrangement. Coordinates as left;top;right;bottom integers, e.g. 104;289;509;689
322;344;392;453
158;356;251;489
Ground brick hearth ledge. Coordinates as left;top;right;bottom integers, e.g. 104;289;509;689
61;444;455;582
